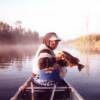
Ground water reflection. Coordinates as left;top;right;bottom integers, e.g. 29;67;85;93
0;47;36;70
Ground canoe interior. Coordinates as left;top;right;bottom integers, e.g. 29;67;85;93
16;86;71;100
10;75;84;100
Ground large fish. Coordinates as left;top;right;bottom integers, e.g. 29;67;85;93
56;51;84;71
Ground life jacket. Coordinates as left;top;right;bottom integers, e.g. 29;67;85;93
32;44;55;73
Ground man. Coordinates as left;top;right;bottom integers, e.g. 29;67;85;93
32;32;67;86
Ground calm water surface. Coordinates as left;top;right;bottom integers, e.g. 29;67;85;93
0;47;100;100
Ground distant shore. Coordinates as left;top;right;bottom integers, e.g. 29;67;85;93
65;34;100;54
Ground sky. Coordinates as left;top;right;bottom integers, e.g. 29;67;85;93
0;0;100;40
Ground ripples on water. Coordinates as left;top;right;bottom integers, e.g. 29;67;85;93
0;46;100;100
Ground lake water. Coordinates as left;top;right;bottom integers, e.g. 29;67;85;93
0;46;100;100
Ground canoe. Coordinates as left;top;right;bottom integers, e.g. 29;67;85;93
10;76;84;100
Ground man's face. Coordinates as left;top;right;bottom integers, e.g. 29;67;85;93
49;40;59;49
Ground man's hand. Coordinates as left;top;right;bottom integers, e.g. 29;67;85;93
55;51;65;61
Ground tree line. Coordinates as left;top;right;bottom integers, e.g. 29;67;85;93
0;21;40;44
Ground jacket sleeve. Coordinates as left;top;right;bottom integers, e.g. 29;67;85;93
38;57;56;70
56;59;68;67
